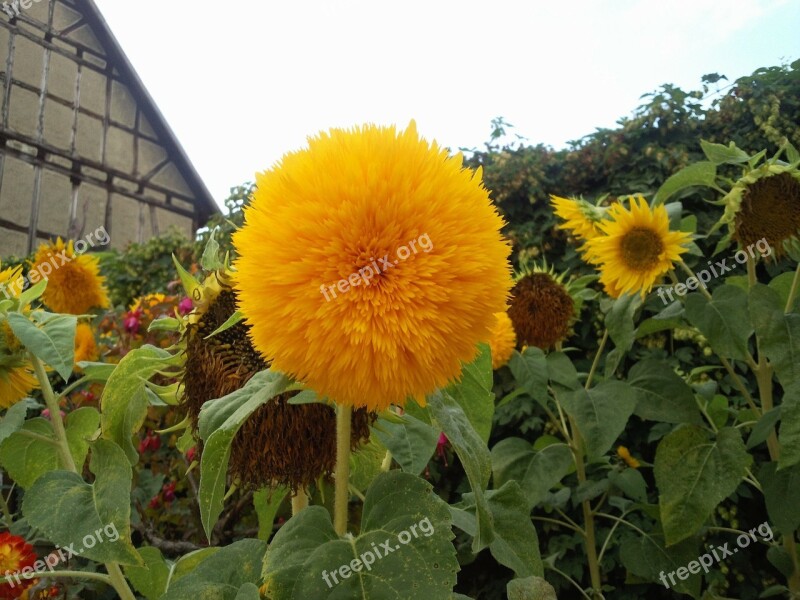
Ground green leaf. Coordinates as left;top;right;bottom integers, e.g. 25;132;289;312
749;284;800;388
162;539;267;600
148;317;180;332
557;381;637;460
491;438;573;510
101;345;176;465
16;280;47;306
506;576;558;600
700;140;750;165
620;534;701;598
167;548;220;586
653;161;717;205
234;584;260;600
608;468;648;502
350;435;387;492
545;352;579;391
172;254;201;298
685;286;753;361
655;426;751;545
200;228;224;271
452;481;544;578
444;344;494;442
779;382;800;469
253;486;288;541
22;439;142;565
264;471;457;599
508;348;549;405
0;401;29;445
125;546;171;600
204;310;245;340
427;389;494;552
6;312;76;380
628;359;702;424
760;462;800;532
373;414;439;476
198;370;291;540
747;406;782;450
0;408;99;488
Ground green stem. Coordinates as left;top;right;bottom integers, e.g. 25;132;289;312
334;403;353;536
291;488;308;516
380;450;393;472
746;257;800;592
30;353;76;472
531;516;585;536
546;564;594;600
28;353;138;600
106;563;136;600
585;330;608;389
0;570;112;586
785;262;800;314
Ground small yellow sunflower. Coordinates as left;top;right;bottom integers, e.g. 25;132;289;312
584;196;692;298
550;195;607;242
508;266;575;351
487;312;516;369
617;445;641;469
233;122;512;411
0;363;38;409
31;239;109;315
74;322;99;366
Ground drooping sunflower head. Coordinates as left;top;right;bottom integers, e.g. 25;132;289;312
74;322;99;367
233;122;512;411
180;268;374;491
487;312;516;369
508;265;576;351
583;196;693;298
0;531;37;599
719;164;800;256
31;238;109;315
550;195;608;243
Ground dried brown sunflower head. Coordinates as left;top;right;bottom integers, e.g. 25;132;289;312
507;266;575;351
181;270;374;491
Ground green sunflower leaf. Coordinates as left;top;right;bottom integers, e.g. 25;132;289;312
263;471;457;600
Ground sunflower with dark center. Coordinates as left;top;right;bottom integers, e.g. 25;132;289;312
508;270;575;351
733;171;800;253
584;196;692;298
181;272;373;491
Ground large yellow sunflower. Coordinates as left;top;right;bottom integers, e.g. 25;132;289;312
584;196;692;298
550;195;607;243
31;239;109;315
487;312;516;369
233;122;512;410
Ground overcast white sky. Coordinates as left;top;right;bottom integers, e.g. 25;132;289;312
92;0;799;208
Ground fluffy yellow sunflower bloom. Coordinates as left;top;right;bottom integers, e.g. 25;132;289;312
31;239;109;315
233;122;512;410
74;322;99;366
550;195;606;242
487;312;516;369
584;196;692;298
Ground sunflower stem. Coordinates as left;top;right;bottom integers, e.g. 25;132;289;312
334;403;353;536
745;257;800;592
28;354;138;600
785;261;800;314
380;450;393;472
30;353;76;472
291;488;309;515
